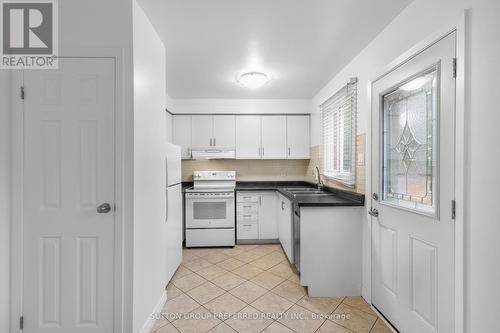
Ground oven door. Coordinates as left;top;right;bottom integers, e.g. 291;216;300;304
185;194;235;228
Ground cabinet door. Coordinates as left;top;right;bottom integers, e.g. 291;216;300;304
261;116;287;159
278;194;293;263
172;115;192;159
235;115;261;159
258;192;278;239
213;115;235;148
287;115;310;159
191;115;213;148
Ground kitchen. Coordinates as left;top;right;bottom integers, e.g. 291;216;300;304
1;1;499;333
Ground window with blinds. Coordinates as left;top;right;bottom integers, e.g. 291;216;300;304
320;78;358;186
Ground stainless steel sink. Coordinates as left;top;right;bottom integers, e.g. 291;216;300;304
282;187;320;192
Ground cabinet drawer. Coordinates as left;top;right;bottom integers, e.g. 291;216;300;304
237;194;260;203
237;202;259;214
237;223;258;240
237;213;258;223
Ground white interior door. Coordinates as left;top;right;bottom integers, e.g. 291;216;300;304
22;58;115;333
371;32;456;333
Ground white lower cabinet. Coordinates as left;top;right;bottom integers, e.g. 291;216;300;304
236;191;278;241
277;193;293;263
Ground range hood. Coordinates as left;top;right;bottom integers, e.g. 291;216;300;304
191;148;236;160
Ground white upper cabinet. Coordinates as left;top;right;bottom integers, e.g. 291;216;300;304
261;116;287;159
287;115;310;159
213;115;235;148
191;115;213;148
236;115;261;159
172;115;192;159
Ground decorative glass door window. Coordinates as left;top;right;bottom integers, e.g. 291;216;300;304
381;66;439;216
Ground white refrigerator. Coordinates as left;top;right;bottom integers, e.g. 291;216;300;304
165;143;183;283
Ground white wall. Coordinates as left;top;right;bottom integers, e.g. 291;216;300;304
0;71;12;333
311;0;500;332
173;98;311;114
133;2;168;332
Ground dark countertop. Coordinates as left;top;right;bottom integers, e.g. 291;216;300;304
181;180;365;207
236;181;365;207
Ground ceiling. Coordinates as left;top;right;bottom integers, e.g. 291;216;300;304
138;0;413;99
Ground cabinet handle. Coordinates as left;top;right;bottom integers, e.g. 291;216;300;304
262;147;264;156
259;196;261;206
243;215;252;218
243;224;252;227
210;138;213;146
214;138;216;146
288;147;291;156
258;147;261;156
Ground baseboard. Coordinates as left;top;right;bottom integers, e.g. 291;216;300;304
138;291;167;333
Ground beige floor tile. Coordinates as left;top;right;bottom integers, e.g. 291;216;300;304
173;273;207;292
342;296;375;315
250;255;284;270
267;263;295;279
218;247;246;257
162;294;200;322
229;281;268;304
211;272;246;291
187;248;219;258
183;258;213;272
182;252;200;263
234;244;259;252
151;316;170;332
247;246;276;257
232;264;264;279
204;292;247;316
233;251;262;263
184;249;203;258
155;323;180;333
264;250;286;260
172;266;194;281
187;282;225;305
331;304;377;333
225;305;273;333
261;321;295;333
207;322;237;333
204;252;230;264
171;306;221;333
317;320;353;333
370;319;394;333
287;274;300;284
167;284;184;300
297;296;342;315
196;265;229;281
278;304;325;333
251;291;294;315
251;271;285;290
217;258;246;271
271;280;306;303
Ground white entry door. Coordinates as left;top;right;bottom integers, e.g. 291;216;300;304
371;32;456;333
22;58;115;333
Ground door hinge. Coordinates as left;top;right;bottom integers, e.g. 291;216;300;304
19;315;24;330
452;58;457;78
20;86;25;100
451;200;456;219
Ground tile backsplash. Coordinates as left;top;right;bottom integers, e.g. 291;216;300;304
181;134;366;195
181;159;310;182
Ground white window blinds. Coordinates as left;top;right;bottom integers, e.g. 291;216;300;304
320;78;358;186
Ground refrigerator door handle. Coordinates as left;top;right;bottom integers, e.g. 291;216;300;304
166;187;169;223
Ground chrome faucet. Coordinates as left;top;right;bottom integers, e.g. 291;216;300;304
315;166;324;190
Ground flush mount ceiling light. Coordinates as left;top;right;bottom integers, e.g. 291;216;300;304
237;71;270;89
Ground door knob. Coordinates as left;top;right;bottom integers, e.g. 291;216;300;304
97;203;112;214
369;208;379;218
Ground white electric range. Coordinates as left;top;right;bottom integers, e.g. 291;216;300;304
185;171;236;247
